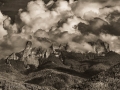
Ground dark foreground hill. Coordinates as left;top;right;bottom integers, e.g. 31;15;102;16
0;51;119;90
69;62;120;90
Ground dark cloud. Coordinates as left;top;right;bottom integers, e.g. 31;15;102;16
78;18;108;35
77;0;120;4
101;11;120;36
103;19;120;36
0;0;32;23
78;15;120;36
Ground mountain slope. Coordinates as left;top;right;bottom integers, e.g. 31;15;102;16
69;62;120;90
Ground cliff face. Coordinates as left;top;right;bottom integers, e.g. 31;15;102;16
6;41;40;68
6;41;68;68
6;39;110;68
89;39;110;56
1;40;120;90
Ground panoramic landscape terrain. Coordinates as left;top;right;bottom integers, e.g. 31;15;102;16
0;0;120;90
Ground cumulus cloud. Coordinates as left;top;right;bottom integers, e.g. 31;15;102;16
68;41;94;53
3;17;18;34
1;0;120;58
72;0;102;18
0;11;7;39
59;16;87;34
19;0;72;33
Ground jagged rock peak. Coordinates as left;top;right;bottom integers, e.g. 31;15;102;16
25;41;32;49
88;39;110;56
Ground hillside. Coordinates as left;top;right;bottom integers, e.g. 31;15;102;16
0;51;119;89
69;62;120;90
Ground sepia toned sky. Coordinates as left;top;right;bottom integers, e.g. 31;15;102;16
0;0;120;58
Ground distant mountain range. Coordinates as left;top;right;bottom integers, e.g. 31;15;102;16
0;39;119;89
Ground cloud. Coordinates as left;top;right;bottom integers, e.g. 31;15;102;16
68;41;94;53
102;20;120;36
1;0;120;58
3;17;18;34
0;11;7;39
72;0;102;18
34;29;49;38
78;18;108;35
59;16;87;34
100;33;120;53
19;0;73;33
0;34;27;58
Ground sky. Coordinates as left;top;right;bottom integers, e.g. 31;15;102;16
0;0;120;58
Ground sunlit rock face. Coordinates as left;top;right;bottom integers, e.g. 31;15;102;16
48;44;69;62
6;53;18;61
22;41;32;61
6;41;39;68
22;41;39;67
21;41;51;67
6;41;69;67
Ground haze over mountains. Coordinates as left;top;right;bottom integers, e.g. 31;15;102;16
0;0;120;90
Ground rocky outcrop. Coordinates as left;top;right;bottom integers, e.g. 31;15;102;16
6;41;69;68
89;39;110;56
6;41;39;68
